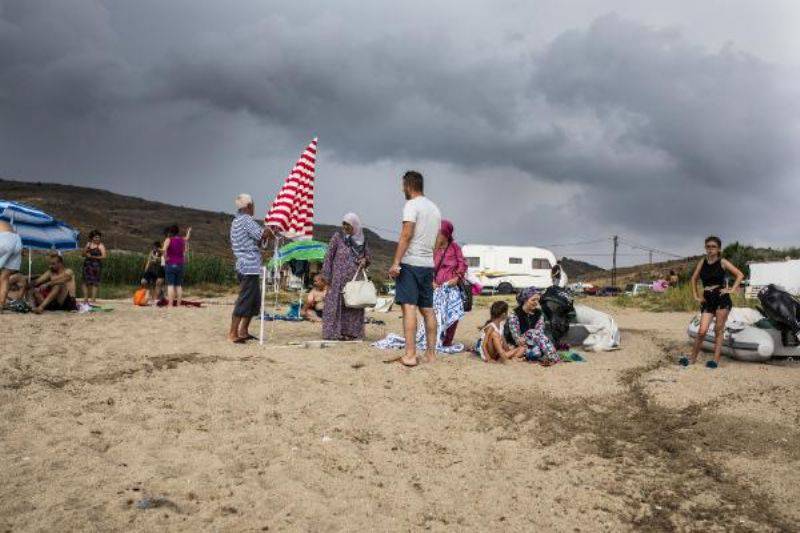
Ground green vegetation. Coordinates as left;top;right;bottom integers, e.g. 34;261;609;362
29;251;237;292
613;284;753;313
723;242;800;277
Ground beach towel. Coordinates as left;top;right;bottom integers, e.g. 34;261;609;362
3;299;31;313
156;298;203;308
373;286;465;354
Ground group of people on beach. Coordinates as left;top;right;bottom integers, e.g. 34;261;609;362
0;222;194;313
227;171;563;366
0;171;745;368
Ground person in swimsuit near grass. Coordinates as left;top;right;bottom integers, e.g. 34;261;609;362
81;229;107;304
682;236;744;368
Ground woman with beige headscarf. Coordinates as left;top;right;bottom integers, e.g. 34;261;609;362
320;213;371;340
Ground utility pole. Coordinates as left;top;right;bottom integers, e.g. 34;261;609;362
611;235;619;287
649;250;653;265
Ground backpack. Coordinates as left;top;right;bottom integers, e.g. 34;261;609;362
540;286;575;343
133;288;149;306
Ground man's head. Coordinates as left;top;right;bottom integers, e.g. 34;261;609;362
47;252;64;272
235;193;255;215
402;171;424;200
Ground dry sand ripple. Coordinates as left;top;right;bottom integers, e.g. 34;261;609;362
1;300;798;531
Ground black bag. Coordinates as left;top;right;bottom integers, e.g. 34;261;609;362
540;285;575;343
758;284;800;344
459;280;473;312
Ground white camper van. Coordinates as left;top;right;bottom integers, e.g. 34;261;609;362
461;244;560;294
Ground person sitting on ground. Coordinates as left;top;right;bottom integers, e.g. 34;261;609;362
668;269;679;288
142;241;165;302
32;252;78;314
0;220;23;311
477;301;526;362
504;286;560;365
6;273;28;302
302;274;328;322
81;229;107;304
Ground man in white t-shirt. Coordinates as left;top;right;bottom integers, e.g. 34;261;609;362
388;171;442;366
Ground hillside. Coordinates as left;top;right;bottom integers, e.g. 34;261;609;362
559;257;607;281
1;179;612;281
0;179;397;273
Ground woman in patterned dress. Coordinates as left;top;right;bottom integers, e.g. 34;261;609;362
504;286;560;365
320;213;371;340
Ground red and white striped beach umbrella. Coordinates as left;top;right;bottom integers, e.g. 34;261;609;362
265;138;317;240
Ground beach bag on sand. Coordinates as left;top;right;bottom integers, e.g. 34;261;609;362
343;269;378;309
541;285;575;343
133;288;149;306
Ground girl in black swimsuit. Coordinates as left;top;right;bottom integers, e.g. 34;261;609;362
684;236;744;368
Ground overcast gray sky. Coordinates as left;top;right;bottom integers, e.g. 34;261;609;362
1;0;798;266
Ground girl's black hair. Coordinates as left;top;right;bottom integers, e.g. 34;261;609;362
483;300;509;328
705;235;722;248
153;241;162;248
88;229;102;239
167;225;180;237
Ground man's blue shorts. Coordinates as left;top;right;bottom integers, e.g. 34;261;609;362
395;263;434;308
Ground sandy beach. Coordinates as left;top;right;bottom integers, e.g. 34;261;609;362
1;297;798;531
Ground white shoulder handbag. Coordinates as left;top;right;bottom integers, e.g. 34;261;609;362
343;268;378;309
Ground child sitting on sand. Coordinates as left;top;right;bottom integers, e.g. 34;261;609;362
302;274;328;322
476;301;526;362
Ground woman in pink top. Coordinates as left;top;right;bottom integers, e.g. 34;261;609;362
162;224;192;307
433;219;468;346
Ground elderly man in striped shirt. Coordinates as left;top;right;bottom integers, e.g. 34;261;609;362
229;193;268;343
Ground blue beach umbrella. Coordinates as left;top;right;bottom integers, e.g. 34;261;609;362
0;200;80;277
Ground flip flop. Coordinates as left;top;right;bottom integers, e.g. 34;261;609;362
230;337;247;344
706;360;719;369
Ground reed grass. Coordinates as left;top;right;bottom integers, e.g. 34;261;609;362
613;284;754;313
29;251;237;287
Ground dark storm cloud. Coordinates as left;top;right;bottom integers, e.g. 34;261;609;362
155;12;800;241
1;1;798;257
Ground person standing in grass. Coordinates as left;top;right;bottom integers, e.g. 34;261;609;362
229;194;267;343
163;224;191;307
682;236;744;369
388;171;441;367
142;241;165;302
81;229;107;304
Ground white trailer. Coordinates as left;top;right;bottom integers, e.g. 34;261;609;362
461;244;561;294
747;259;800;298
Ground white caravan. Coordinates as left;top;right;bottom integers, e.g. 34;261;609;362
746;259;800;298
461;244;560;294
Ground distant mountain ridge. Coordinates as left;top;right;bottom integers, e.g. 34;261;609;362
1;178;613;280
0;179;398;271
